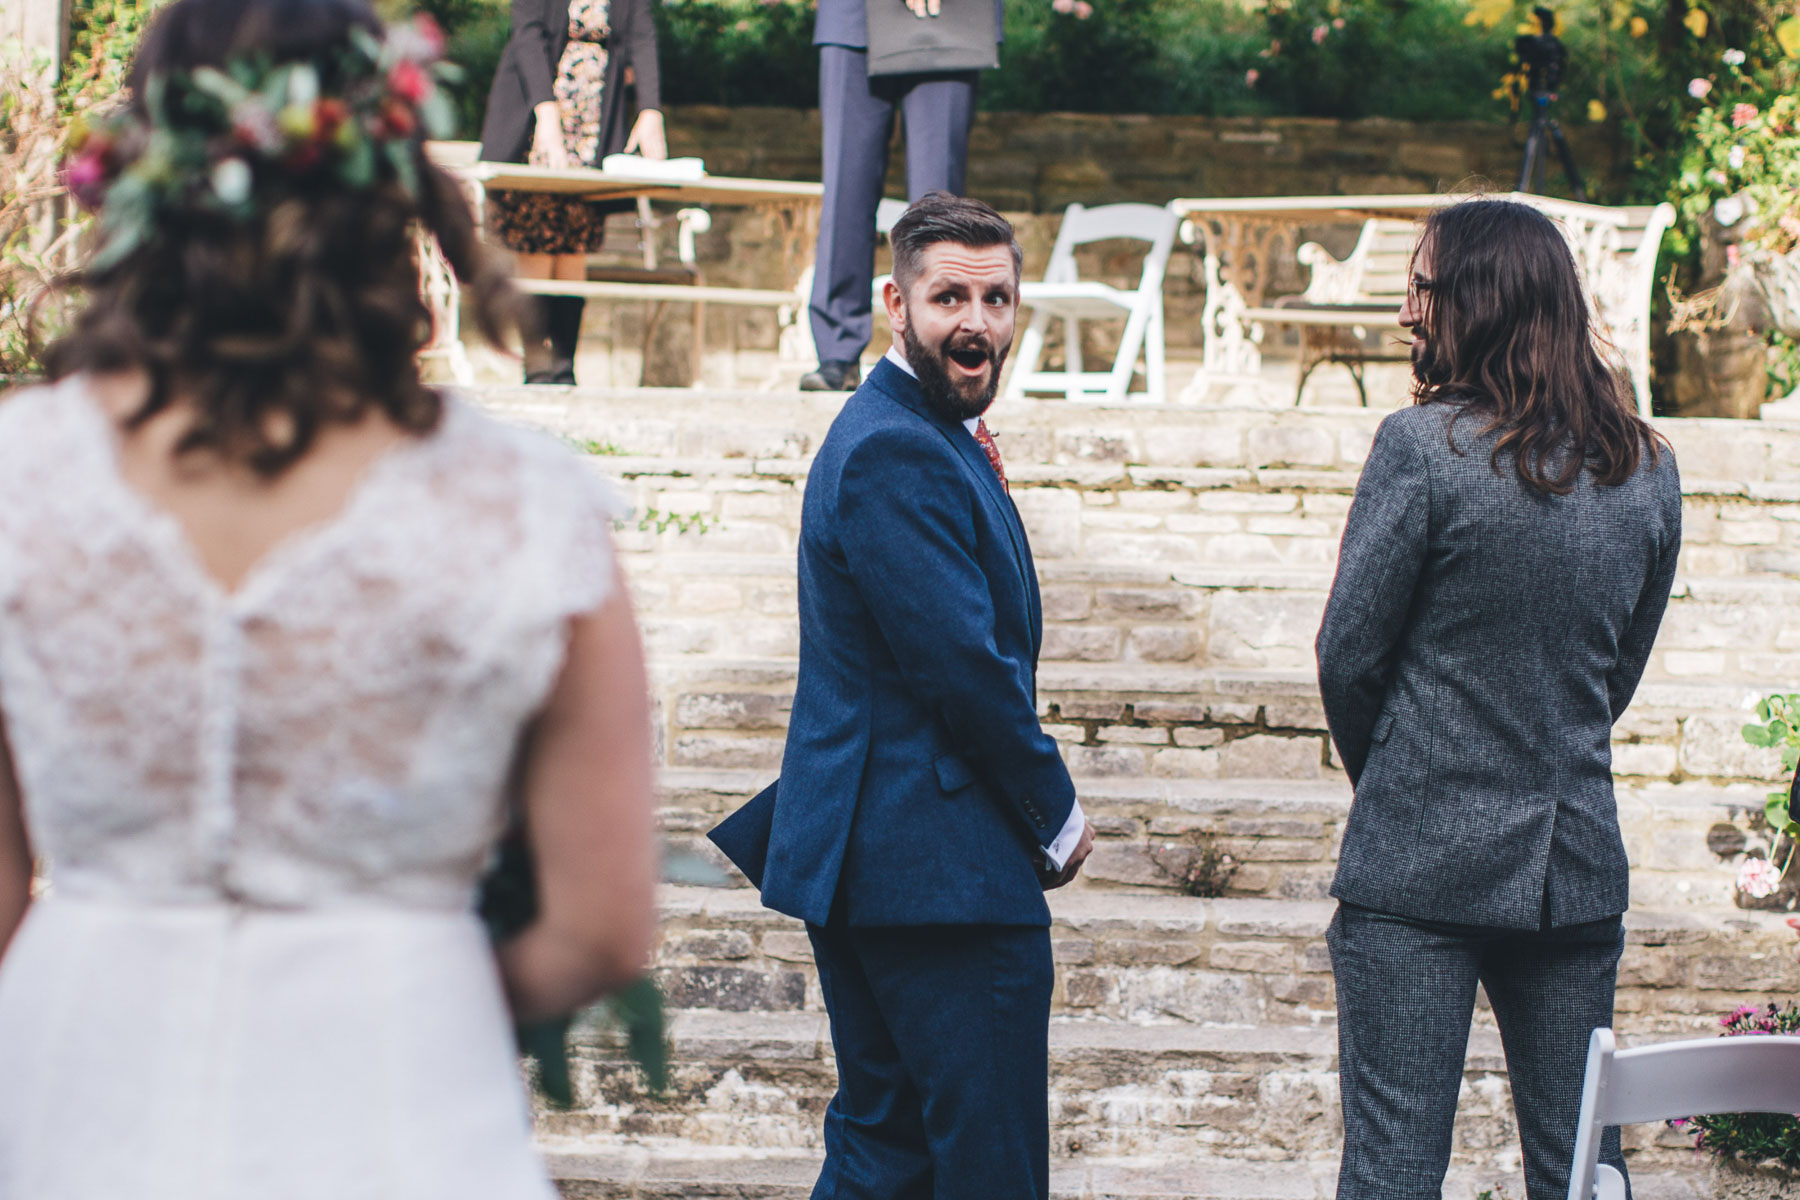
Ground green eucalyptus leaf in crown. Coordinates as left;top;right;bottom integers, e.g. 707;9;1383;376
62;14;460;271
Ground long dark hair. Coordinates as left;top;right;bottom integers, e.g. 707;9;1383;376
44;0;516;476
1408;198;1660;495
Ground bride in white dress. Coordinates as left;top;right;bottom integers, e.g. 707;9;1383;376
0;1;658;1197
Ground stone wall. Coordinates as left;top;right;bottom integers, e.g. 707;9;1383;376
542;108;1621;385
666;106;1625;213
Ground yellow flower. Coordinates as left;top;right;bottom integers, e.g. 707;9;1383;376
1780;14;1800;58
1465;0;1513;30
1629;15;1648;35
1684;7;1709;38
1588;99;1608;121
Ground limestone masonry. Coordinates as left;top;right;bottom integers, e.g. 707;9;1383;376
483;387;1800;1200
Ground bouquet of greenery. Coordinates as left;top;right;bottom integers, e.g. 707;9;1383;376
477;827;667;1108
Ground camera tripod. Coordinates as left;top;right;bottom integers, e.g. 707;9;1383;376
1516;91;1588;202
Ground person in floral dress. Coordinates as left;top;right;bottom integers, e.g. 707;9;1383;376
481;0;665;383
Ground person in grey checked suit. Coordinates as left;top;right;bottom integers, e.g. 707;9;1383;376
1316;198;1682;1200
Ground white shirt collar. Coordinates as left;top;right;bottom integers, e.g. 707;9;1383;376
884;346;981;435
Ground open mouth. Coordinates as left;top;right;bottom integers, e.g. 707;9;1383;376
947;346;989;374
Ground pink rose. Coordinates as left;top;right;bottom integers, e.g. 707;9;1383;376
1245;68;1260;86
1688;77;1713;99
1732;102;1759;127
1072;1;1093;17
1737;855;1780;898
1332;16;1345;27
1312;23;1329;42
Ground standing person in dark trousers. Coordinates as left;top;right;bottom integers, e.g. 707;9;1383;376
481;0;665;384
1316;198;1682;1200
709;194;1093;1197
798;0;1003;391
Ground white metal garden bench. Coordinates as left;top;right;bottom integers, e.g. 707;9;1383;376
1173;193;1674;415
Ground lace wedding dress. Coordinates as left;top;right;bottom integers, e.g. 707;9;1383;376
0;376;622;1200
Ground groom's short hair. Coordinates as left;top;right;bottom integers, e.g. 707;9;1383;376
890;192;1023;293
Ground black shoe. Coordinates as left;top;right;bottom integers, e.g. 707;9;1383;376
545;295;584;387
799;359;861;391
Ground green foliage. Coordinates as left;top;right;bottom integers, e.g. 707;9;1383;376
1676;1002;1800;1170
634;506;715;535
1741;694;1800;829
417;0;1771;135
657;0;818;109
1669;63;1800;258
986;0;1270;116
406;0;511;138
1251;0;1507;122
60;0;167;119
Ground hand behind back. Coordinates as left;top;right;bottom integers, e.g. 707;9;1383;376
1042;819;1095;891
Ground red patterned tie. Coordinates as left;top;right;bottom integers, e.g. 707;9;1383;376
973;419;1009;493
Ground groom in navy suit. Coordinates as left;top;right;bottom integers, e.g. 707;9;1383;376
710;192;1092;1198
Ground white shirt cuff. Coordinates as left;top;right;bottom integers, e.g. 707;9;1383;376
1042;798;1086;872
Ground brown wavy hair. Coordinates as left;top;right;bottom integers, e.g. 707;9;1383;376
1407;198;1661;494
43;0;517;476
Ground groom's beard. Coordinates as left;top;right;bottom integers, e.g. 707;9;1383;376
902;315;1009;424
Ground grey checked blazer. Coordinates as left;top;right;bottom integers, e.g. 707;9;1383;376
1317;401;1682;930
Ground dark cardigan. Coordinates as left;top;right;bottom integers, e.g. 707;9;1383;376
478;0;662;165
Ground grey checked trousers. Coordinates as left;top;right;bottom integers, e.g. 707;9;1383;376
1327;902;1630;1200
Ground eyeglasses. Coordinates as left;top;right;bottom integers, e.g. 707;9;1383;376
1408;273;1436;299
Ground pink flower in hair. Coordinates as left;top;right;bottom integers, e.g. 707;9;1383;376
64;149;110;209
412;13;445;57
388;60;429;106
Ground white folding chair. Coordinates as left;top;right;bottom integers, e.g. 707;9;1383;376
1005;201;1179;404
1568;1027;1800;1200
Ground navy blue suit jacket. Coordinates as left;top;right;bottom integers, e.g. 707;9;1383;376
710;359;1076;927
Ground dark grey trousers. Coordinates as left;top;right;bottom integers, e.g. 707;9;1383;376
808;45;978;363
1327;903;1629;1200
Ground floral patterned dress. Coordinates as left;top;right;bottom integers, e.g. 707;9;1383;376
489;0;613;255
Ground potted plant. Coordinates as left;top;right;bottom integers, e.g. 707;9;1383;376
1671;1003;1800;1199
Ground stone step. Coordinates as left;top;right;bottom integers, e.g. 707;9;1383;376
657;769;1352;902
658;764;1800;911
541;1008;1716;1175
653;659;1337;781
646;884;1800;1035
651;651;1798;801
541;1146;1711;1200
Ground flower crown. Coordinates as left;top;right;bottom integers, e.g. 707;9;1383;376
64;16;459;270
